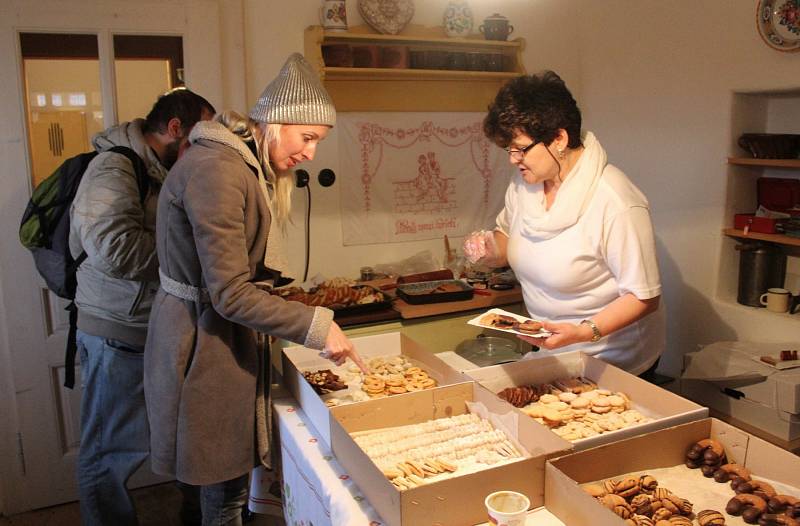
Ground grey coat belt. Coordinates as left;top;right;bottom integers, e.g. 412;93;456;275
159;269;210;303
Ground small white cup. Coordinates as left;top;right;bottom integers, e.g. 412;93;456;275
760;287;790;313
485;490;530;526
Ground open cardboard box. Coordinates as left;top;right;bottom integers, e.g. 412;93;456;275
465;351;708;450
282;331;465;446
329;382;573;526
545;417;800;526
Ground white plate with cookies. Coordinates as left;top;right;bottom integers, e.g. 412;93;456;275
467;308;553;338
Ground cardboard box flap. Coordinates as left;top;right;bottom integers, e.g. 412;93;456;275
738;420;800;485
548;419;710;485
329;413;403;526
545;462;625;526
334;381;475;434
709;418;750;465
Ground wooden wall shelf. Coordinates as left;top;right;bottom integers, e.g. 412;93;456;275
723;228;800;248
304;25;526;112
728;157;800;169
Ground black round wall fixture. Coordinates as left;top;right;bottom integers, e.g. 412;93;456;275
318;168;336;187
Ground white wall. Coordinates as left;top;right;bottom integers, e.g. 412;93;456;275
576;1;800;375
240;0;581;281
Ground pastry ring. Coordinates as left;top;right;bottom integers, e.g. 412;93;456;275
420;378;436;388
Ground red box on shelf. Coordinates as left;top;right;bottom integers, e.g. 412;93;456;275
732;178;800;233
733;213;781;234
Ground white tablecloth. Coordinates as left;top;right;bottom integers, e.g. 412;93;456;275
258;396;565;526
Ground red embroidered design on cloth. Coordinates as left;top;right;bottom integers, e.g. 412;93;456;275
358;120;494;211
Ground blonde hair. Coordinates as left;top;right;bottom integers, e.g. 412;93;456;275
214;111;293;227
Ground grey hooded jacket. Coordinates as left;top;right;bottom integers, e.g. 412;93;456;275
69;119;168;346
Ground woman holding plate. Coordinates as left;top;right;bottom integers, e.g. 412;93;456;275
463;71;665;377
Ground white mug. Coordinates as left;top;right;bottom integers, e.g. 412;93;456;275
760;287;790;313
320;0;348;31
485;490;529;526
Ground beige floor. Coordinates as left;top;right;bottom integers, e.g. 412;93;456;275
0;483;280;526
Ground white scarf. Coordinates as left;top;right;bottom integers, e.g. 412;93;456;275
520;131;606;241
188;121;293;279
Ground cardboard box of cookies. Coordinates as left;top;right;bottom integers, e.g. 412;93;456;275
464;351;708;450
329;381;573;526
545;417;800;526
282;331;465;446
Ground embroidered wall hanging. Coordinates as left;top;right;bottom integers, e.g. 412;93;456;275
339;112;512;245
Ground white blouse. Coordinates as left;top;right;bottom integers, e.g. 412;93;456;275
496;141;664;375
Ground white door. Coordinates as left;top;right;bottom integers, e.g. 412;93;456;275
0;0;223;514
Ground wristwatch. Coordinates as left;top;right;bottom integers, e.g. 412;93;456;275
580;319;601;343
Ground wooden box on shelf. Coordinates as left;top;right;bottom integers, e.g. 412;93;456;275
304;24;526;112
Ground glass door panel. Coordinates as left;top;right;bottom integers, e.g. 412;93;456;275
113;35;183;123
20;33;102;188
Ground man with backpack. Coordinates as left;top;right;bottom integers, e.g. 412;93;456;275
69;88;215;526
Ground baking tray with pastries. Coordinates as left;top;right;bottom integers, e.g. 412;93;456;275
271;277;391;317
497;376;655;442
758;350;800;370
302;354;440;408
349;411;524;491
577;437;800;526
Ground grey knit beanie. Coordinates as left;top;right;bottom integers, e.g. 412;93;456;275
249;53;336;127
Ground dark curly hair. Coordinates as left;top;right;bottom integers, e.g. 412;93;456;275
483;71;582;150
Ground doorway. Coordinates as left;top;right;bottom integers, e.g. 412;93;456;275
0;0;222;515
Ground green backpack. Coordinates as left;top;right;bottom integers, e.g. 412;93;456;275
19;146;149;387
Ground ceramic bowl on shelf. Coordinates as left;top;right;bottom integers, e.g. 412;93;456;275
321;43;353;67
352;45;379;68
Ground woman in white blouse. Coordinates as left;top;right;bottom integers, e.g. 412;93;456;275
464;71;665;377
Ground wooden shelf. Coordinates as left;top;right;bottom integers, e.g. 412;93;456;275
304;25;525;112
728;157;800;168
323;66;519;82
723;228;800;247
322;29;523;50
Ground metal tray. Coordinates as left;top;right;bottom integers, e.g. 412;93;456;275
396;279;474;305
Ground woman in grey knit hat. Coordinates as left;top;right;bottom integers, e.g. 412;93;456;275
144;53;365;525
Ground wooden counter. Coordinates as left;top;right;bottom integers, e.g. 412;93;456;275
392;284;523;319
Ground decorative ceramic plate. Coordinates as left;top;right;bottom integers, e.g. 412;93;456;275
357;0;414;35
756;0;800;52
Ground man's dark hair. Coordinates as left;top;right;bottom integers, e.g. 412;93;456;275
142;88;215;135
483;70;582;149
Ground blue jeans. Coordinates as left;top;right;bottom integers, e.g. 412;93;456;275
178;475;249;526
77;330;149;526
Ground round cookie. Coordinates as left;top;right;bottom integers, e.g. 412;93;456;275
559;391;578;403
570;397;591;409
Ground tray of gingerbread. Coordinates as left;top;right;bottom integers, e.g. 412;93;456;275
467;307;553;338
272;278;391;318
396;279;474;304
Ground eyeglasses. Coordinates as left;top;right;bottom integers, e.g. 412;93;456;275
504;140;539;160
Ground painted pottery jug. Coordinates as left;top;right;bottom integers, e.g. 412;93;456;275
320;0;348;31
443;0;473;38
479;13;514;41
